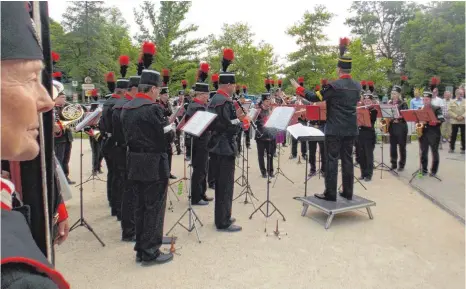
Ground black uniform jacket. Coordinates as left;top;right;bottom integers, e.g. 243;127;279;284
120;93;169;182
300;75;361;136
255;104;274;141
207;90;241;157
99;94;121;151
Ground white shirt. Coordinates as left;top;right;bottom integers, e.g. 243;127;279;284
431;97;445;107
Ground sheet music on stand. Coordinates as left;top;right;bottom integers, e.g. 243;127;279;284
241;102;252;111
75;106;102;131
380;104;400;118
182;111;217;137
287;123;325;142
264;106;295;131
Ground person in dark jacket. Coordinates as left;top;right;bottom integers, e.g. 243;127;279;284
388;85;409;171
255;92;275;178
208;74;219;189
1;2;69;288
185;63;214;205
207;48;242;232
357;89;378;182
291;37;360;202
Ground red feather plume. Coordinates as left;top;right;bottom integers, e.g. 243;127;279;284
401;75;408;81
105;72;116;82
181;80;187;85
321;79;328;86
223;48;234;61
270;79;275;85
91;89;98;97
297;76;304;83
430;76;440;85
211;74;219;82
162;69;170;77
339;37;350;46
360;80;367;86
367;80;374;87
51;51;60;62
242;85;247;89
142;41;156;55
200;62;210;73
52;71;62;78
264;79;270;85
278;79;283;85
315;85;321;91
119;55;129;66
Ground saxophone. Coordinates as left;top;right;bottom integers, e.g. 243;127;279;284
380;118;389;133
416;122;424;138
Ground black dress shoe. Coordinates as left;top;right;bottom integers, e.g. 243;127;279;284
429;172;438;177
202;195;214;202
364;177;372;182
217;224;242;232
67;178;76;185
261;173;267;178
111;208;117;216
136;252;142;263
308;171;316;177
169;174;177;179
122;235;136;242
141;251;174;266
358;176;365;180
339;192;353;200
230;218;236;224
268;172;274;178
192;200;209;206
397;167;404;172
391;165;397;170
314;193;336;202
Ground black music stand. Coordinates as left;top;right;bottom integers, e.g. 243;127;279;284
306;105;326;180
166;111;217;243
400;110;443;184
250;107;295;236
374;105;399;178
234;127;258;206
235;133;247;187
273;131;294;187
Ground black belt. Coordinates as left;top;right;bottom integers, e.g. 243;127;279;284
128;147;161;153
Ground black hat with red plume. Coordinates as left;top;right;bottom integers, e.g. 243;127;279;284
116;55;130;89
219;48;235;84
142;41;156;69
195;62;210;93
52;71;62;82
235;84;241;95
52;51;60;66
298;76;304;87
400;75;408;87
181;80;187;90
270;79;275;88
265;78;271;92
242;85;247;94
105;72;116;93
360;80;367;91
211;73;219;90
321;79;328;87
367;80;375;93
139;42;162;87
424;76;440;97
338;37;352;70
160;69;170;95
278;79;283;88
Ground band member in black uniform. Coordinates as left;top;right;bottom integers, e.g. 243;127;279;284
208;73;219;189
87;89;104;174
419;79;445;176
120;41;173;265
388;85;409;171
240;85;251;149
158;69;177;179
184;85;193;161
292;37;360;202
290;79;309;158
308;81;327;177
1;2;70;287
255;91;275;178
186;63;214;205
357;87;378;182
173;81;187;155
207;48;242;232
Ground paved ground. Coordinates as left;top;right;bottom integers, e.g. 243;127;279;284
373;139;465;222
55;139;465;289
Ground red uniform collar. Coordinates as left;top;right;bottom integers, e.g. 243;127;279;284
193;98;204;105
217;89;230;99
339;74;352;79
111;93;121;99
125;93;133;100
135;93;153;101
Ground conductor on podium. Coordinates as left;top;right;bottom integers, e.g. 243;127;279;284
291;37;360;201
207;48;242;232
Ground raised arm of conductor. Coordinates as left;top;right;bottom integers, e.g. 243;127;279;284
290;79;330;103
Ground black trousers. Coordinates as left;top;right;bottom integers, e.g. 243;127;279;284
256;140;275;175
236;130;251;153
291;138;307;157
175;130;182;154
325;135;355;199
132;179;168;253
121;173;135;238
354;138;361;164
308;140;326;173
89;137;103;172
55;141;72;177
358;129;376;178
191;144;209;204
185;136;192;158
208;153;216;187
450;124;465;151
112;147;127;217
420;129;441;174
389;123;408;169
102;149;114;205
210;154;235;229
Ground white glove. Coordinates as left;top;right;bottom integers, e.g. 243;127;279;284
163;123;176;134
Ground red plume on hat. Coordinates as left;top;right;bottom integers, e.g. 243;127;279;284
142;41;156;69
321;79;328;86
278;79;283;88
222;48;234;72
315;84;321;91
339;37;350;57
105;72;116;93
198;62;210;82
400;75;408;86
52;71;62;82
51;51;60;64
211;73;219;83
367;80;375;93
91;88;98;97
430;76;440;91
119;55;129;78
242;85;247;94
298;76;304;86
181;80;187;90
162;69;170;84
360;80;367;90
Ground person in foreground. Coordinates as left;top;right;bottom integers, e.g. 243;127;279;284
291;37;360;202
1;2;69;288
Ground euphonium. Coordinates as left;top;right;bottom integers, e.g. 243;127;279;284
416;122;424;138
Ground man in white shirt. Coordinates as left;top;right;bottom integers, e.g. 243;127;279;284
431;88;445;107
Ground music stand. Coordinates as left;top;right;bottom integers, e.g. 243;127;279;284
306;104;326;179
70;110;105;246
250;107;295;234
374;104;399;178
166;111;217;243
273;130;294;187
400;109;443;183
234;108;260;205
168;115;190;203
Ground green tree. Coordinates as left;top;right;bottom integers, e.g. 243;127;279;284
133;1;203;92
345;1;418;72
206;23;278;94
401;1;465;90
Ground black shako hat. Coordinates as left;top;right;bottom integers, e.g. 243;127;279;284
337;37;352;70
139;69;162;87
1;1;43;61
219;48;236;85
116;79;129;89
392;85;402;94
195;62;210;93
128;76;141;89
261;92;271;101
